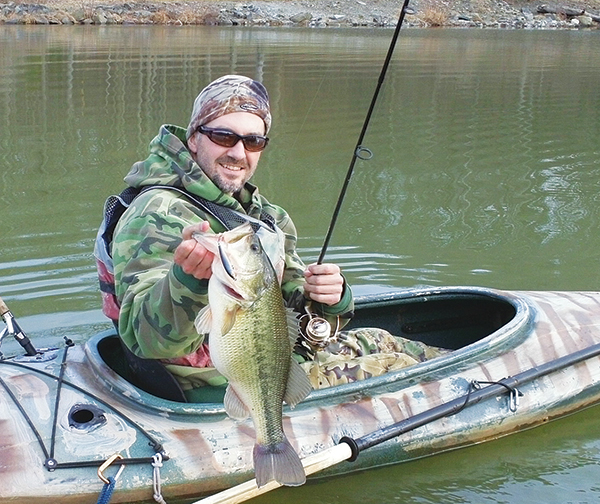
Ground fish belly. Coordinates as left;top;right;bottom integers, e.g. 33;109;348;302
211;284;305;487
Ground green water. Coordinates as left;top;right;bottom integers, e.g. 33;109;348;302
1;25;600;503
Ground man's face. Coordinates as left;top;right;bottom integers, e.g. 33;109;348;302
188;112;266;195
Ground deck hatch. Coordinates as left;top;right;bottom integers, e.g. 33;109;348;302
68;403;106;430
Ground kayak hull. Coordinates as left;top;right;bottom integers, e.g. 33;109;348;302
1;286;600;503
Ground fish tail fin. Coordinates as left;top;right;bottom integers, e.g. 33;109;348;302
253;439;306;488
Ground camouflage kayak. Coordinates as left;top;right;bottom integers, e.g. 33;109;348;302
2;286;600;503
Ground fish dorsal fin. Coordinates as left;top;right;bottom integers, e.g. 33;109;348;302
194;305;213;335
286;308;300;345
224;385;249;420
284;358;312;408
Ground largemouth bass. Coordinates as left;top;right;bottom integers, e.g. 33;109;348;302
194;222;312;487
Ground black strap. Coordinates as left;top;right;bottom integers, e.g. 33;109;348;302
101;186;142;256
138;185;277;233
102;184;276;262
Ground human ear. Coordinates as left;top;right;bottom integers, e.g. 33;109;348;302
187;133;199;154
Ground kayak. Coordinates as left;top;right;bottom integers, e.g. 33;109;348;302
1;285;600;504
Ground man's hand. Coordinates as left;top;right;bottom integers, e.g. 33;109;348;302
173;221;214;280
303;263;344;306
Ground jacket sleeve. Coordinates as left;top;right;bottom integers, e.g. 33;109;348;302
112;191;210;359
274;207;355;330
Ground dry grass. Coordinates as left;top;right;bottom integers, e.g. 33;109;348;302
420;6;450;27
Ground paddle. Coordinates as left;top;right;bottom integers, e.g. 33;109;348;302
0;295;37;356
193;340;600;504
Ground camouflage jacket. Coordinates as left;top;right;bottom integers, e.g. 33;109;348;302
113;124;354;361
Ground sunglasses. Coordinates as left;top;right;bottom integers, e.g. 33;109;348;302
197;125;269;152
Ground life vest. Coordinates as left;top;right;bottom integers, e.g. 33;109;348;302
94;185;285;322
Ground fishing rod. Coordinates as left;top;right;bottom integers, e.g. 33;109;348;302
0;295;37;357
317;0;412;264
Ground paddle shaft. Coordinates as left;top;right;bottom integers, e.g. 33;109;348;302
317;0;412;264
0;295;37;356
348;340;600;454
191;444;353;504
194;340;600;504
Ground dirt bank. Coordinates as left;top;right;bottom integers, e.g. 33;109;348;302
1;0;600;28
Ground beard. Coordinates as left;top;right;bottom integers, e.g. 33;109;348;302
197;154;256;195
210;169;246;194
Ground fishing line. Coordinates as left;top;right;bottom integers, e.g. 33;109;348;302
291;71;327;150
317;0;412;264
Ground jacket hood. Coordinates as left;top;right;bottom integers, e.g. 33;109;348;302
124;124;230;204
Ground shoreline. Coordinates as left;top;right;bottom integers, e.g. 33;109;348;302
1;0;600;28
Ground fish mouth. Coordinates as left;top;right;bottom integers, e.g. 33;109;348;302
223;284;244;301
217;240;247;302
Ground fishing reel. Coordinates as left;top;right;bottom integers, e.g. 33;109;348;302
299;306;340;350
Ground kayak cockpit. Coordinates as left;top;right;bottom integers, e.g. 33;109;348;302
86;286;532;412
349;286;520;350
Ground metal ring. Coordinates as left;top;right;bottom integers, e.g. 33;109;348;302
355;146;373;160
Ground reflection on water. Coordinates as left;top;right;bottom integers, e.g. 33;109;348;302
1;26;600;330
1;26;600;503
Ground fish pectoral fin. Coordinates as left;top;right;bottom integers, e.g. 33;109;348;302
197;305;238;336
195;305;213;334
221;307;239;335
224;385;250;420
283;358;312;408
286;308;300;345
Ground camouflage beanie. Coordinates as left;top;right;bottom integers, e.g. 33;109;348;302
186;75;272;139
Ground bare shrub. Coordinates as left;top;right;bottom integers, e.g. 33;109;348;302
421;7;449;27
150;10;171;24
174;4;220;24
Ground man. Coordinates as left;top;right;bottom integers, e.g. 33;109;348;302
108;75;353;400
104;75;443;401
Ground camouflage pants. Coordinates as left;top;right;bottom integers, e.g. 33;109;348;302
298;328;449;390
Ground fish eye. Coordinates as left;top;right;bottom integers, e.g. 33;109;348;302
250;243;260;252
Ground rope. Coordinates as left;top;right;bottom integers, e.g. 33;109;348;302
96;476;117;504
152;453;168;504
49;339;74;461
0;374;50;460
0;358;165;455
